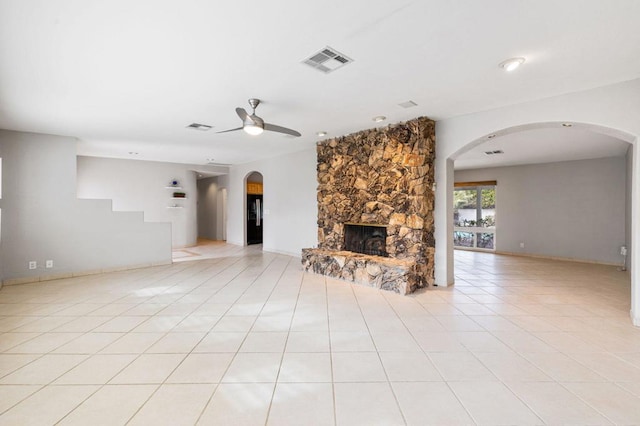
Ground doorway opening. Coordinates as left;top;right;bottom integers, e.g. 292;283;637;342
448;122;633;303
245;171;263;245
196;173;228;243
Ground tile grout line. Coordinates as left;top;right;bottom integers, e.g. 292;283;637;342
348;282;408;426
191;253;290;425
39;256;248;425
262;255;307;426
130;253;281;425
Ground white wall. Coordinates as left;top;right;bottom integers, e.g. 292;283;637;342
455;157;626;264
626;146;633;272
0;130;172;283
435;78;640;325
197;175;229;240
77;156;226;248
227;148;317;257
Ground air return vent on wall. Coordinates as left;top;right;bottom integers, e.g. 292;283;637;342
302;47;353;73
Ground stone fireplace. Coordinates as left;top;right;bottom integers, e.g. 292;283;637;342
301;116;435;294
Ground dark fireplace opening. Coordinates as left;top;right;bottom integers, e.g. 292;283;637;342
344;223;388;257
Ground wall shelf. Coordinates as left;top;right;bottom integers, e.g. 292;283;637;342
166;180;185;208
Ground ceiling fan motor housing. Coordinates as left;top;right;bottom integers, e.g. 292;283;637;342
248;98;261;110
244;114;264;129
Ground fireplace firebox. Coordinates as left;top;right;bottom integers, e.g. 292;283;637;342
344;223;388;257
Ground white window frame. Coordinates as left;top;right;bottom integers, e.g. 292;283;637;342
453;183;496;252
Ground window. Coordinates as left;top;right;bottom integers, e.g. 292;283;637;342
454;181;496;250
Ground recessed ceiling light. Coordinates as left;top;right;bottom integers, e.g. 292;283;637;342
562;123;573;127
316;131;327;137
499;57;525;72
487;134;496;139
186;123;213;131
373;116;386;123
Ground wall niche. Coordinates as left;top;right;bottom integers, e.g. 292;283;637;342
302;116;436;294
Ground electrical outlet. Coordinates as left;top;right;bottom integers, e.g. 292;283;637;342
520;242;525;248
621;246;628;256
46;260;53;268
28;261;37;270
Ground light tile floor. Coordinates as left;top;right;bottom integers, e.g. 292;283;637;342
0;246;639;425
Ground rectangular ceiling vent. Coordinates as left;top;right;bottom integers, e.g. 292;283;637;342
303;46;353;74
484;150;504;156
398;100;418;108
186;123;213;131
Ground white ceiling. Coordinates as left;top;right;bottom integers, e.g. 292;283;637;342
454;126;631;170
0;0;639;166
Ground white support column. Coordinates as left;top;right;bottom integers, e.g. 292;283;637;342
631;143;640;326
434;157;455;286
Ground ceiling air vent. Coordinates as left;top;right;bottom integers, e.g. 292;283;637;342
303;46;353;73
484;150;504;156
186;123;212;131
398;100;418;108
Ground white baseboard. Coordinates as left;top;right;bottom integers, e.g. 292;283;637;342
493;250;622;267
1;261;172;286
262;247;302;258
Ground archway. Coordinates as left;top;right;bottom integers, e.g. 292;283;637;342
244;171;264;246
435;120;638;324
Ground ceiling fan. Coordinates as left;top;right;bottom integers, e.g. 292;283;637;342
217;98;301;137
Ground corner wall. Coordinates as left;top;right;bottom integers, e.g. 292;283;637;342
0;130;172;283
626;145;633;273
227;148;317;256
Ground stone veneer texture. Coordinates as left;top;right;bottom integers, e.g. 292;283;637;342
302;116;436;294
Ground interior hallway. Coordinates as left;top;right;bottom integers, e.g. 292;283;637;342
0;246;639;425
171;239;251;263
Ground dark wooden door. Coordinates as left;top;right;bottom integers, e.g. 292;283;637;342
247;194;263;245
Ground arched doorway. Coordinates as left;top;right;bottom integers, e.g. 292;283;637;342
435;120;638;324
245;171;264;245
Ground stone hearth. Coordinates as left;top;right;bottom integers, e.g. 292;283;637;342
302;116;435;294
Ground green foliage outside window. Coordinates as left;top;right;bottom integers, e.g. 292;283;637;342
453;187;495;209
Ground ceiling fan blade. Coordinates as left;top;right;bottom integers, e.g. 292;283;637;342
264;123;301;137
236;108;250;121
215;127;243;134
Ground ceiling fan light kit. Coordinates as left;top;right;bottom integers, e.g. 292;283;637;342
243;123;264;135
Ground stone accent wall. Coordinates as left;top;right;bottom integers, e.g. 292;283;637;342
302;116;436;294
